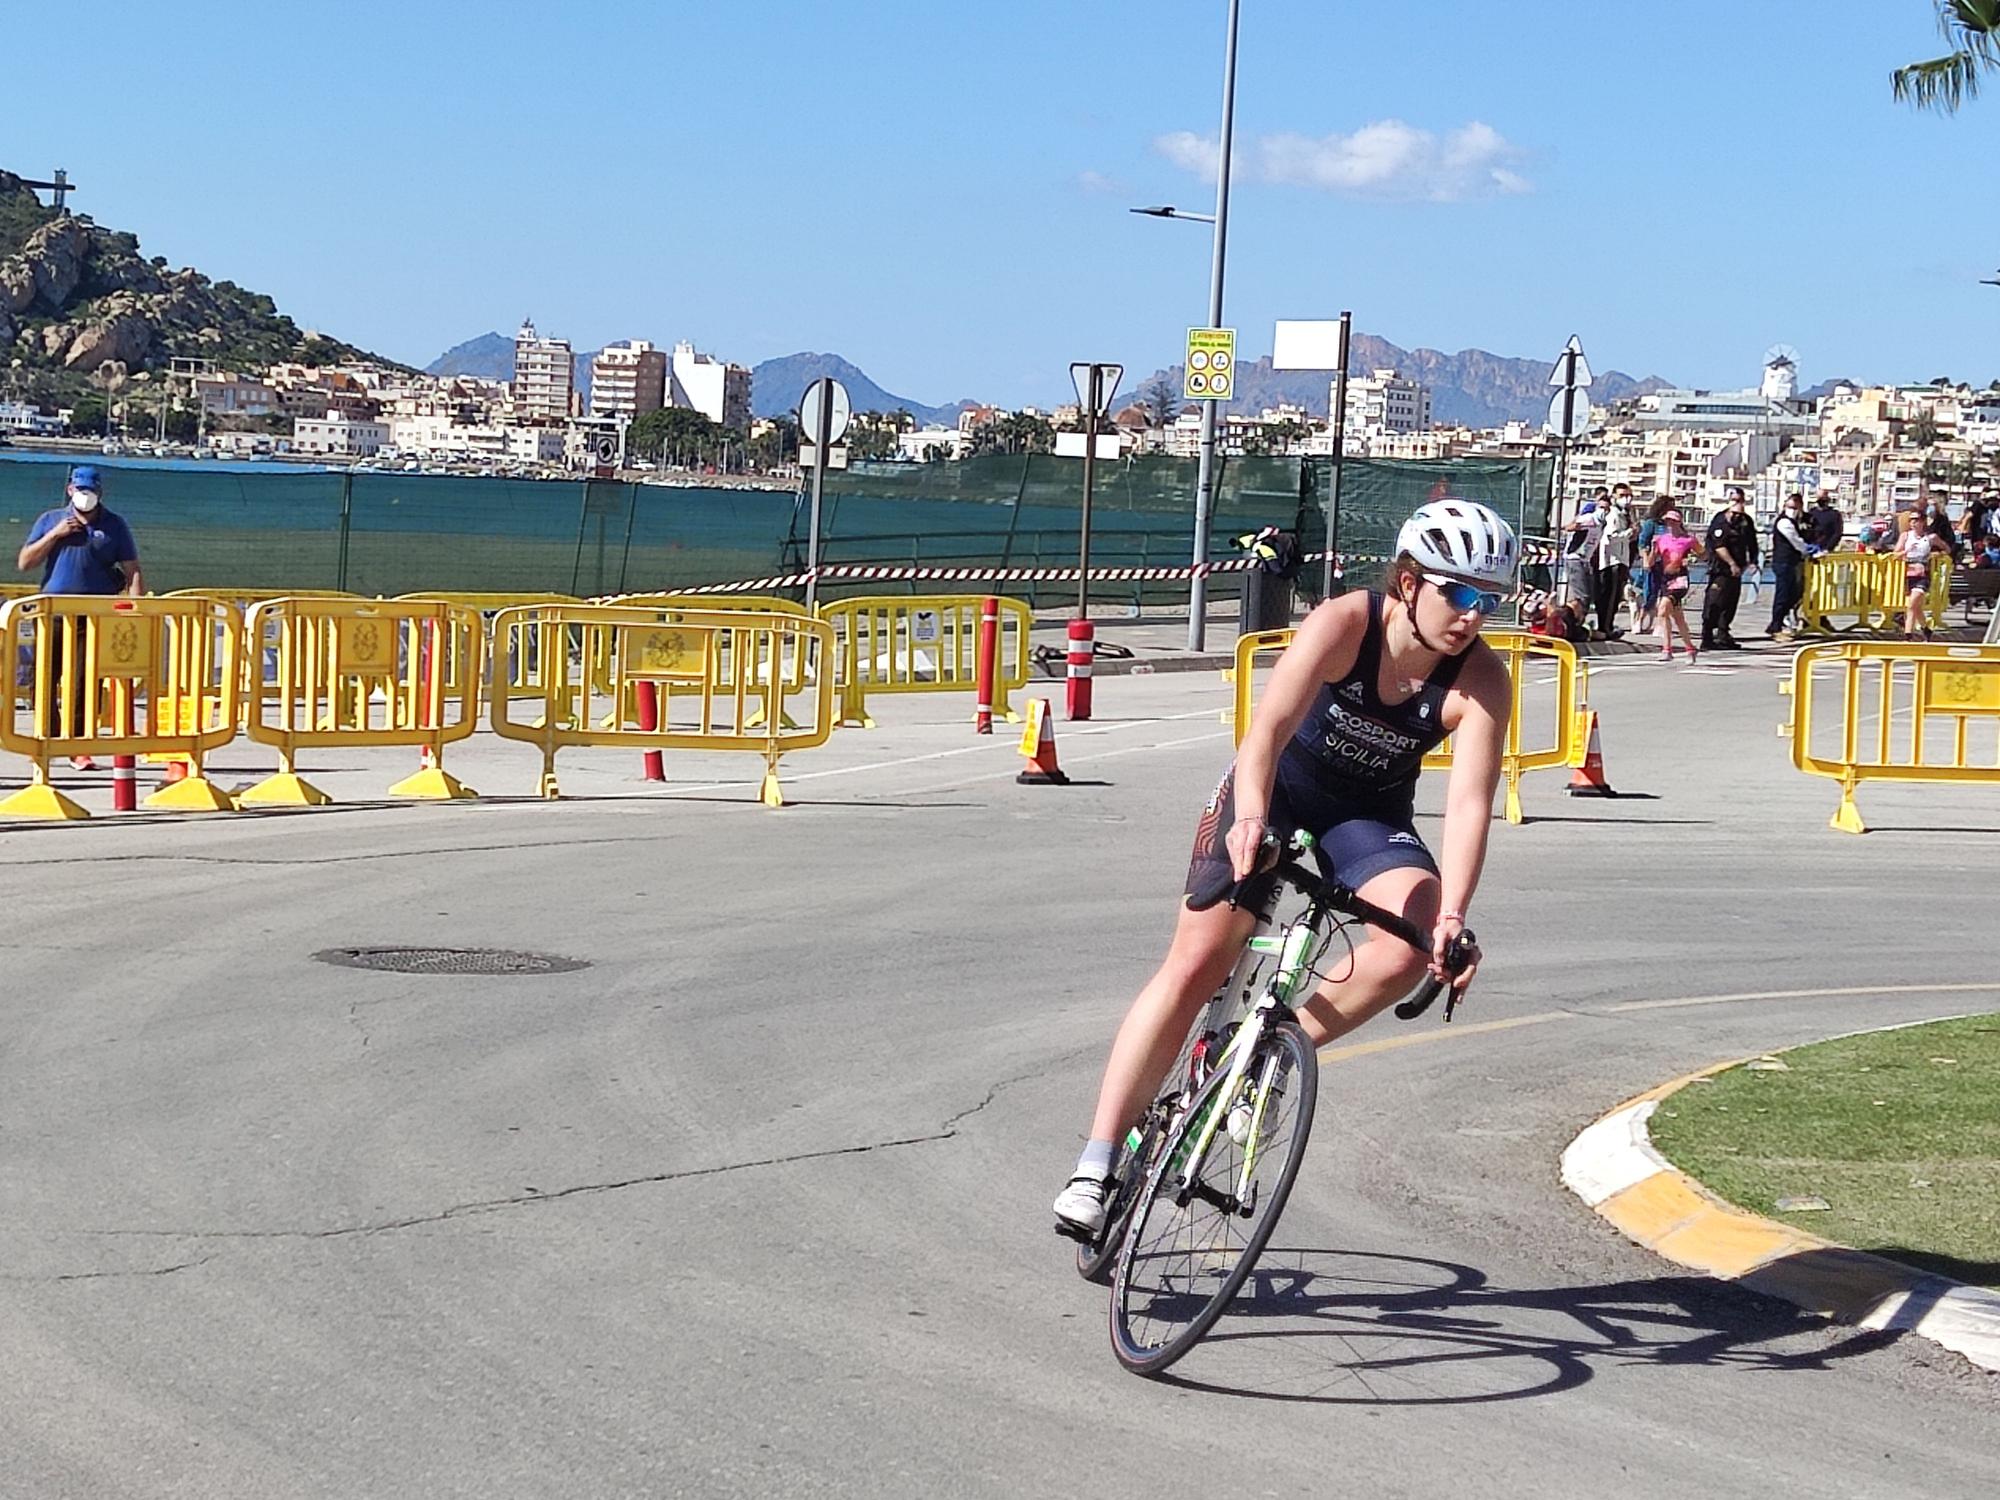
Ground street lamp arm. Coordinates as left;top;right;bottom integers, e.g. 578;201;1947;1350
1129;205;1218;224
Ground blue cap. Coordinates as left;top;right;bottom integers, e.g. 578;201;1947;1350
1579;500;1596;514
69;464;102;492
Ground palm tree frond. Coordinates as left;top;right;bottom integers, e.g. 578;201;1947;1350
1893;50;1982;112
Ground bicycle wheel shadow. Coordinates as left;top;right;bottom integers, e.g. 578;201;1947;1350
1146;1248;1904;1405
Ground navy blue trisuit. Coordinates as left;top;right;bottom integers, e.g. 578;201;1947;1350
1185;591;1468;910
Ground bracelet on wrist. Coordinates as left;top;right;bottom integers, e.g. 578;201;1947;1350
1440;908;1467;925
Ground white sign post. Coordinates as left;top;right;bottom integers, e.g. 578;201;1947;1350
1544;336;1593;538
798;378;851;611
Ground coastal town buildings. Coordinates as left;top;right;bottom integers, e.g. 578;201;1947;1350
668;341;751;429
512;320;575;423
292;414;391;457
1342;369;1431;435
590;340;667;421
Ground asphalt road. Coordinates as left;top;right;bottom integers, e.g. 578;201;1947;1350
1;643;1996;1497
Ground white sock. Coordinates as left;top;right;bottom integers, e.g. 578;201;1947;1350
1073;1139;1115;1182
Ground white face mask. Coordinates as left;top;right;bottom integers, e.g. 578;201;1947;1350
70;490;101;514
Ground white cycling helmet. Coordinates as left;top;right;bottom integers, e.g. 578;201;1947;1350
1396;499;1519;589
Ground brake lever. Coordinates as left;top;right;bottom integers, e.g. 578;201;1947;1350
1391;928;1477;1022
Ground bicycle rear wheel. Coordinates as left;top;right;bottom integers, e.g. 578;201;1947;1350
1109;1019;1318;1376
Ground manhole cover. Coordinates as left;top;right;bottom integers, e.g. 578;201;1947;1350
313;947;589;976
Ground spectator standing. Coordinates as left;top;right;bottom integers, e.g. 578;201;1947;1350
1926;498;1962;562
1897;511;1943;640
1563;494;1603;620
1805;488;1846;555
14;465;143;769
1768;492;1808;641
1962;494;1990;551
1701;488;1759;650
1648;510;1703;663
1592;484;1636;637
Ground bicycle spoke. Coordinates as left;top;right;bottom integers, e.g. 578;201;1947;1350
1112;1023;1318;1375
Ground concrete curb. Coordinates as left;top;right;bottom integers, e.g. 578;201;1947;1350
1561;1058;2000;1376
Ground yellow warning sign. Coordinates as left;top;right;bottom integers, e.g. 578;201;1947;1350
1184;328;1236;401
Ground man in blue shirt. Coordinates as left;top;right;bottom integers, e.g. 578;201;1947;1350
15;465;144;764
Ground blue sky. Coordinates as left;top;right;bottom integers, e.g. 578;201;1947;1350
6;1;1996;406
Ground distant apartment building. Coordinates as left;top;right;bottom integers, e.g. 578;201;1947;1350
513;320;575;423
389;413;566;464
590;340;668;421
1342;369;1431;434
668;342;751;429
194;374;280;417
0;401;64;436
897;426;968;462
292;415;390;457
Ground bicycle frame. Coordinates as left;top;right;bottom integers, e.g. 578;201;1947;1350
1169;891;1337;1206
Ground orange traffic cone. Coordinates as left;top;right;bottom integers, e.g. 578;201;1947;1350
1567;709;1617;797
1016;698;1070;785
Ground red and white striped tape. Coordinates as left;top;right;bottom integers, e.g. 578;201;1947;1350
666;540;1557;596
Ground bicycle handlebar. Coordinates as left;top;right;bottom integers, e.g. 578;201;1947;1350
1191;838;1478;1024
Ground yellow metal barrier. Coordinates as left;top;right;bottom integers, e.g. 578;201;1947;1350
820;594;1032;729
1228;627;1583;824
240;597;485;805
0;594;240;819
396;592;580;704
1801;552;1951;634
487;604;835;805
1788;639;2000;833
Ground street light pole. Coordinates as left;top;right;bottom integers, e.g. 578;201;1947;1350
1187;0;1240;653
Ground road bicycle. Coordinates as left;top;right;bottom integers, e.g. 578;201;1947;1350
1099;829;1474;1376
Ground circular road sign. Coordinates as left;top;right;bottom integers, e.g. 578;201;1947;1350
1544;389;1592;441
1189;350;1211;371
799;379;852;447
1211;350;1231;372
1188;372;1210;395
1210;373;1231;397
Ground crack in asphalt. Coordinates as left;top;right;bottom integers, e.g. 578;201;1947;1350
3;1254;216;1284
42;1067;1043;1246
0;837;655;871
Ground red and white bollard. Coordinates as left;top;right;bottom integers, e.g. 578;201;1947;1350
1065;619;1094;721
636;679;665;782
112;755;136;812
973;596;999;735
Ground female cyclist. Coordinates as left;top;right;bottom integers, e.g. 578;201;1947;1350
1054;500;1518;1241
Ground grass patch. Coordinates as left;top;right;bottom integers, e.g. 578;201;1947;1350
1648;1014;2000;1289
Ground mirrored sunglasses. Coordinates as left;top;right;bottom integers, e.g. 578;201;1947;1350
1423;573;1503;615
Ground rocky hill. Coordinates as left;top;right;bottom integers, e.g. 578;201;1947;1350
1123;333;1671;428
748;352;974;428
0;167;400;400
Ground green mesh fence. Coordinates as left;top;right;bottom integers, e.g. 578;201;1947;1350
2;451;1551;609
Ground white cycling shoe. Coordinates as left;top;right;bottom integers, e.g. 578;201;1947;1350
1052;1175;1110;1242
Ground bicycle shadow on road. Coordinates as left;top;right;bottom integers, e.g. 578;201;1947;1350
1149;1248;1904;1405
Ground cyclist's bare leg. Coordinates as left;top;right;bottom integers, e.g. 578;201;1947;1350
1292;867;1438;1047
1085;899;1259;1143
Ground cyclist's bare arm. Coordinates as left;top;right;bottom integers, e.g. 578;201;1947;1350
1227;594;1369;877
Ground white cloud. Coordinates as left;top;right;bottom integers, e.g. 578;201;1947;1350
1074;169;1129;195
1153;120;1531;202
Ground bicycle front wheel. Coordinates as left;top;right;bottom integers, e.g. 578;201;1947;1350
1109;1019;1318;1376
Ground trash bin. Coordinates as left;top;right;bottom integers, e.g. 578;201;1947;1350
1241;569;1294;635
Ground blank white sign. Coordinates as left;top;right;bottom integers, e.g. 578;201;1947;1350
1272;320;1344;371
